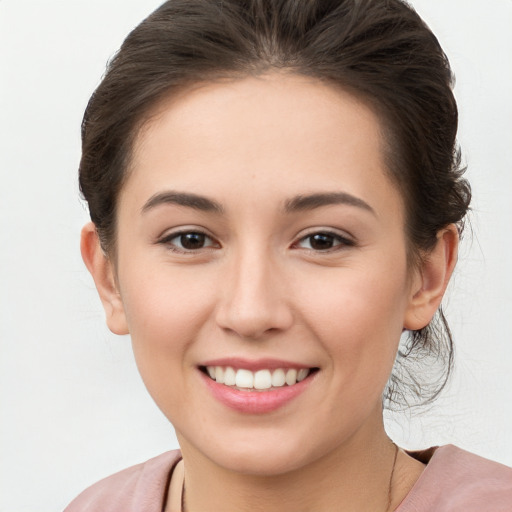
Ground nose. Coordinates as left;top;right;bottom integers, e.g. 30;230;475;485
215;248;294;340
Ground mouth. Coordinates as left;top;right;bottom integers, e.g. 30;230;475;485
199;365;319;392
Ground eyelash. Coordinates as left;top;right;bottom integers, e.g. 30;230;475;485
294;230;355;252
157;229;355;254
157;230;219;254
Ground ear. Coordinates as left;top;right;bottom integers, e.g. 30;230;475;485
404;224;459;331
80;222;129;335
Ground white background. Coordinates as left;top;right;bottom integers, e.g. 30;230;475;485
1;1;511;511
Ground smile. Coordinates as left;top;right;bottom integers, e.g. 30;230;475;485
203;366;313;391
199;359;319;413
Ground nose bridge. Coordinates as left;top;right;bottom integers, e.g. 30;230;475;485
216;240;292;338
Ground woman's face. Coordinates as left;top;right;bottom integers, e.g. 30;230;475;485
111;74;423;474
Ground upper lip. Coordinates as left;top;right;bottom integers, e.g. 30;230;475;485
199;357;315;372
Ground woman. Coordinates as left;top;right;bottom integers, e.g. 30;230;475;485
65;0;512;510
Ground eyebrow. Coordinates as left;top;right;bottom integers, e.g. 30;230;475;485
141;190;375;216
141;191;224;214
284;192;375;215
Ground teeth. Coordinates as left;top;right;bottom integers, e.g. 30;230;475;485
215;366;224;384
297;368;309;382
235;369;254;388
271;368;286;387
285;369;297;386
254;370;272;390
205;366;311;389
224;366;236;386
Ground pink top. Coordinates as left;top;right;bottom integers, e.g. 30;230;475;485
64;445;512;511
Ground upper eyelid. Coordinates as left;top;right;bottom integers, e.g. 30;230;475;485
292;229;356;250
157;226;216;241
157;228;220;249
294;227;355;242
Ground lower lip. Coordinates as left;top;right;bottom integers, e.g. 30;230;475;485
200;371;314;414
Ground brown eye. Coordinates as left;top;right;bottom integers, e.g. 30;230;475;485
160;231;217;252
297;232;353;251
179;232;207;250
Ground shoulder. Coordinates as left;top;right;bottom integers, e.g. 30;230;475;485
398;445;512;512
63;450;182;512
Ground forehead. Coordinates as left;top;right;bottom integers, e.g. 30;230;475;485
135;73;383;159
125;73;402;220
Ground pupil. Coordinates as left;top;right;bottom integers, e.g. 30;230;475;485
310;234;333;250
181;233;205;249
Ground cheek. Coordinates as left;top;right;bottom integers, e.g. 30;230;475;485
120;261;215;337
298;261;409;379
117;264;216;401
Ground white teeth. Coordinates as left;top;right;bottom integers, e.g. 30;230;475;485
215;366;224;384
285;368;297;386
224;366;236;386
271;368;286;387
235;369;254;388
254;369;272;390
205;366;312;389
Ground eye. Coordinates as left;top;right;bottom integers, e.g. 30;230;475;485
159;230;218;252
295;231;354;252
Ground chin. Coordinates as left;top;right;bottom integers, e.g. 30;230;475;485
188;426;334;477
214;445;312;476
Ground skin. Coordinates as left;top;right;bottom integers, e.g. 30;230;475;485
82;73;458;512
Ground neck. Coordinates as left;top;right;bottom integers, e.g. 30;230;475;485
177;417;399;512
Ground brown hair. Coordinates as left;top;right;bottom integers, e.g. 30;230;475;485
79;0;471;408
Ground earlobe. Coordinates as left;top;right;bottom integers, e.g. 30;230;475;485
404;225;459;331
80;222;129;335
